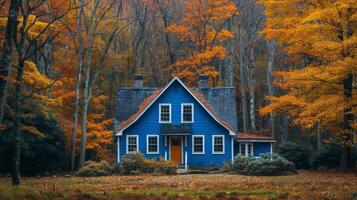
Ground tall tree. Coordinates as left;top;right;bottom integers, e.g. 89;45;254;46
167;0;238;86
260;0;357;169
0;0;21;124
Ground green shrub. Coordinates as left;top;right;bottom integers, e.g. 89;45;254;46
76;160;112;176
152;158;178;175
310;143;357;169
221;162;232;172
229;154;296;176
118;153;178;175
118;153;146;174
310;143;341;169
276;142;312;169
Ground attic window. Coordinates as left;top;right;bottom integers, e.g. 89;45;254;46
181;103;194;123
159;104;171;123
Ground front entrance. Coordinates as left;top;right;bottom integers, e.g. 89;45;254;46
170;136;182;164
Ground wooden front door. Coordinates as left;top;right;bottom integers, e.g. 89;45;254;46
170;136;182;164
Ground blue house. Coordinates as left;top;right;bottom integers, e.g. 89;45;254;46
114;75;275;169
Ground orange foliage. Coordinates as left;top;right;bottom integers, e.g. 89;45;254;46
167;0;238;86
259;0;357;145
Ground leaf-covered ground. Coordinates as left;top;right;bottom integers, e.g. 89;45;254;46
0;170;356;200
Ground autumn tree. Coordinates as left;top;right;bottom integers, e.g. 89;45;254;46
166;0;238;86
260;0;357;169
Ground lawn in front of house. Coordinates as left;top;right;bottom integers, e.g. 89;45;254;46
0;170;356;200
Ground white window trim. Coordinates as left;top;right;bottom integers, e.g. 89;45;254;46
159;103;171;123
146;135;159;154
192;135;205;154
181;103;194;123
239;142;254;157
212;135;225;154
126;135;139;154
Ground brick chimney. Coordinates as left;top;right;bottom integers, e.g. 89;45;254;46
133;74;143;89
199;75;209;89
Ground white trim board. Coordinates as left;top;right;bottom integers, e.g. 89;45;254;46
116;77;236;136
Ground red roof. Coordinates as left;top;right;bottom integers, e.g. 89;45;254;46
117;78;236;134
237;133;275;141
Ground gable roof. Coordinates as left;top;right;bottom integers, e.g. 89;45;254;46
116;77;236;136
237;133;276;142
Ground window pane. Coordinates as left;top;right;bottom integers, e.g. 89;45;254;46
247;143;252;156
240;143;246;156
128;136;137;152
160;105;170;122
193;137;203;153
182;105;192;122
148;136;158;153
214;136;223;153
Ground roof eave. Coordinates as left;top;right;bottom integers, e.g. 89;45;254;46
237;139;276;142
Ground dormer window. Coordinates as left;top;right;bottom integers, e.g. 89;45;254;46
159;104;171;123
181;103;194;123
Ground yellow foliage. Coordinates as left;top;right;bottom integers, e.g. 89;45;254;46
260;0;357;143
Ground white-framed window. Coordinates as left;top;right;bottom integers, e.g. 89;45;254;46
181;103;194;123
159;103;171;123
126;135;139;153
212;135;225;154
192;135;205;154
240;143;253;157
146;135;159;154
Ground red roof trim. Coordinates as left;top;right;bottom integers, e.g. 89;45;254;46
237;133;275;141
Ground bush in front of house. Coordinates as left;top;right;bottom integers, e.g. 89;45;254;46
118;152;146;174
144;158;178;175
276;142;312;169
117;153;178;175
76;160;113;176
227;153;296;176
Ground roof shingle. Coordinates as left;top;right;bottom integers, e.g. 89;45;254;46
237;133;275;141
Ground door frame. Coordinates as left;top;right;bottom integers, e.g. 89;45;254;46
169;135;184;164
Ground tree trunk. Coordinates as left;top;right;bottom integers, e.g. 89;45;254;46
317;124;322;150
12;61;24;186
238;27;248;133
0;0;21;123
70;2;84;171
158;4;175;64
224;19;234;87
266;40;276;139
339;8;353;171
340;73;353;170
78;47;92;168
248;47;256;133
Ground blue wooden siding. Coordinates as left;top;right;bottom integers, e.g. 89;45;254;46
118;80;232;166
235;142;272;157
253;142;271;157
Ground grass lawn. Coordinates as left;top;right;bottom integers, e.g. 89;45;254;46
0;170;356;199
